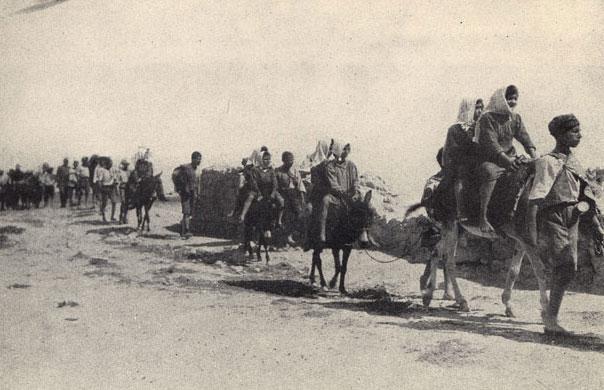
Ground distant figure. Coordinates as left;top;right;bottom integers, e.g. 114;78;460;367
0;169;8;211
230;157;255;220
93;157;117;223
241;151;285;226
476;85;538;233
77;157;91;208
176;151;202;238
68;160;79;207
276;151;306;245
56;158;70;208
117;159;131;224
39;164;56;208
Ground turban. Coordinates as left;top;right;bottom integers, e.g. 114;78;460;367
505;85;519;99
548;114;580;137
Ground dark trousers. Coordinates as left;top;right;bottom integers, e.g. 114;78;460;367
43;185;55;206
59;185;69;207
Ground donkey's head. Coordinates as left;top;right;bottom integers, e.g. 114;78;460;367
348;190;376;249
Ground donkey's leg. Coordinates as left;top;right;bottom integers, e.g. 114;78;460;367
422;238;443;307
444;223;469;311
136;207;142;230
338;247;352;295
422;254;439;307
419;261;432;291
329;248;341;289
315;249;327;288
255;232;263;261
264;233;271;264
520;242;551;322
145;204;152;232
309;250;317;285
502;245;525;317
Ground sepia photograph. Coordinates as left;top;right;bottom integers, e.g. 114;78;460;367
1;1;603;389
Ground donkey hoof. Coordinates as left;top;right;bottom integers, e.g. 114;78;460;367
459;300;470;312
505;307;516;318
422;294;432;308
442;293;455;301
339;288;348;296
328;280;337;289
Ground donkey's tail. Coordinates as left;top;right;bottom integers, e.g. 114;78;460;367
404;202;424;220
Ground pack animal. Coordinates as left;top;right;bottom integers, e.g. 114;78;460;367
408;161;550;318
242;197;278;263
125;173;163;232
307;191;375;294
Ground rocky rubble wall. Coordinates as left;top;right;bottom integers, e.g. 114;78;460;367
191;167;240;239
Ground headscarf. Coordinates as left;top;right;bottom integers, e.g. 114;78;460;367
331;139;350;158
456;97;477;129
248;149;262;166
485;87;513;116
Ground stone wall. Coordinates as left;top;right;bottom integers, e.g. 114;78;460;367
191;166;240;239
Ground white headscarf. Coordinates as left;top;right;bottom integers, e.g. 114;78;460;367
456;97;477;129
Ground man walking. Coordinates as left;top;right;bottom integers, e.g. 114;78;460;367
177;151;202;239
56;158;70;208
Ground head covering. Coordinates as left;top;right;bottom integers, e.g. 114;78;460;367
485;87;513;116
120;159;130;167
456;97;477;128
331;139;350;158
505;85;519;99
248;149;263;166
548;114;580;138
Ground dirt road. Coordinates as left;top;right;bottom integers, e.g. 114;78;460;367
1;201;603;389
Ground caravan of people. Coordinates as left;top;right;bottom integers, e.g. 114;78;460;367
3;87;604;389
2;85;603;340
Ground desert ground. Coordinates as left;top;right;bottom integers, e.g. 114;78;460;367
1;199;603;390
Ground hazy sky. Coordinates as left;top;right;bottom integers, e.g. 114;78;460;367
1;0;603;200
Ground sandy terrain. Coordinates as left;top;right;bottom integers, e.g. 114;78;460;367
1;200;603;390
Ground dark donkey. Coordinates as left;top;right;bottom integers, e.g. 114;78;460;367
125;172;163;232
308;190;375;294
242;197;278;263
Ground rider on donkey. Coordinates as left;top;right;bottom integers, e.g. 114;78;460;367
476;85;539;233
528;114;604;335
442;98;483;221
318;141;361;246
240;150;285;228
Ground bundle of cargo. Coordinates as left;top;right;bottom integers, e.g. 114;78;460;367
190;166;241;238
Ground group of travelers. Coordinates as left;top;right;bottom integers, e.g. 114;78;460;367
217;139;360;249
427;84;604;335
0;153;166;224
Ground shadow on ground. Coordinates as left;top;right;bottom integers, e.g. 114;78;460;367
224;279;317;298
71;219;113;226
16;0;69;15
86;226;138;236
317;298;604;354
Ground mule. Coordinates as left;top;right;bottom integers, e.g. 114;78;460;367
125;173;163;232
242;197;278;263
307;191;375;294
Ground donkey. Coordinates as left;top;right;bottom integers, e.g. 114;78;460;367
242;197;278;263
410;163;551;319
307;190;375;294
125;173;163;232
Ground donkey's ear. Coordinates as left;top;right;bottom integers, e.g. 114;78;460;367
155;171;163;178
364;190;372;205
